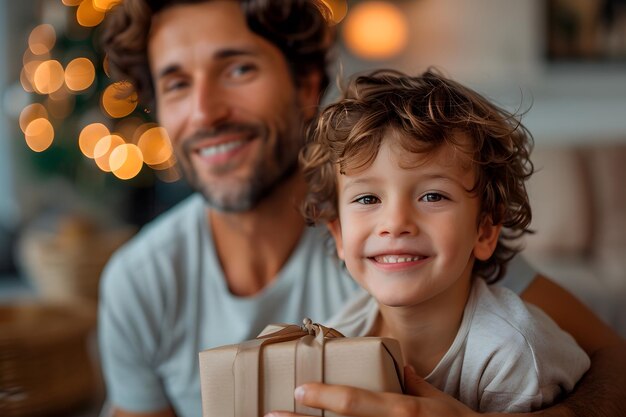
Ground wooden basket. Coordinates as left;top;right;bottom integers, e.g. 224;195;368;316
18;219;135;303
0;302;97;417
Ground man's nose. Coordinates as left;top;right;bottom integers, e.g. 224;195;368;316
377;199;419;237
190;78;231;129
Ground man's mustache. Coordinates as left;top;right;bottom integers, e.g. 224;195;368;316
181;123;264;152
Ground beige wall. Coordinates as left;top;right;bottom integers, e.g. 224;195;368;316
368;0;626;145
394;0;542;84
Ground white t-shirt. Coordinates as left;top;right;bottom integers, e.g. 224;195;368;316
98;193;538;417
328;279;590;413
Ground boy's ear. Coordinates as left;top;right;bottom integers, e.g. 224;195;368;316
326;219;345;260
474;216;502;261
297;71;322;120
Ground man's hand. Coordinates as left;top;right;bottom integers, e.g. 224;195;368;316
265;366;480;417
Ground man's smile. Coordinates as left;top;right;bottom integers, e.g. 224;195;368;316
197;139;248;158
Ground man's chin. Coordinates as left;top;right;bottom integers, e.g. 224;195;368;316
181;170;257;212
198;188;259;213
191;158;299;213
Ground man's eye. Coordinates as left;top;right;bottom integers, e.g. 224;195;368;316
163;79;188;93
421;193;445;203
354;195;380;205
230;63;256;78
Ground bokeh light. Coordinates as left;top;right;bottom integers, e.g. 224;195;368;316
101;82;138;118
23;48;50;68
321;0;348;25
102;55;111;77
110;143;144;180
20;69;35;93
19;103;49;133
114;117;144;143
46;88;76;120
33;60;65;95
23;60;44;91
342;1;408;60
49;86;69;101
76;0;105;27
24;118;54;152
65;57;96;92
79;123;111;158
62;0;83;5
137;126;174;165
155;164;182;183
94;134;125;172
23;59;43;76
149;156;176;171
93;0;122;12
28;24;56;55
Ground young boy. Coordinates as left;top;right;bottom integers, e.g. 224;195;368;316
300;69;590;412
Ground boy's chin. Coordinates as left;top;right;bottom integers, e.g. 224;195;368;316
367;284;425;308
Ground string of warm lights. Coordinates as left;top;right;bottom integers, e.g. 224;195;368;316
18;0;408;182
19;0;179;183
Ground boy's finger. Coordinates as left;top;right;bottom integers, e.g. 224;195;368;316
295;383;406;417
404;365;441;397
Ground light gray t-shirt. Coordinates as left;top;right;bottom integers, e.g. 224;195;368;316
98;194;537;417
328;279;590;413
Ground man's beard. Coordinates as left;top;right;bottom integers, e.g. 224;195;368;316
195;156;299;212
178;120;303;212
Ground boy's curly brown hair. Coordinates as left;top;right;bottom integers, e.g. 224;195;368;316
100;0;334;110
301;69;534;283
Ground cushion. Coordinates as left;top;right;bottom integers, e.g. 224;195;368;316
524;146;592;257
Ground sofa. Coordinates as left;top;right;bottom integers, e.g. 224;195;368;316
521;142;626;337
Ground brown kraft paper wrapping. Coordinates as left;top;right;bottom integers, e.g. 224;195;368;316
199;319;404;417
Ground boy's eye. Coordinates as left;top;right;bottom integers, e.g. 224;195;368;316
354;195;380;205
420;193;445;203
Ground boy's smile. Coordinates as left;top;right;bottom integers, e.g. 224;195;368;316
328;130;500;309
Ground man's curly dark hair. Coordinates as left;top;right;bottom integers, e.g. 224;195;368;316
100;0;334;110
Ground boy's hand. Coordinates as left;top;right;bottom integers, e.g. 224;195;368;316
264;366;479;417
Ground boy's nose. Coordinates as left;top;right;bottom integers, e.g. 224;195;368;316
377;201;419;237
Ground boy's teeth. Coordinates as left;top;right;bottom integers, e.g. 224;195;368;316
375;255;423;264
199;140;245;157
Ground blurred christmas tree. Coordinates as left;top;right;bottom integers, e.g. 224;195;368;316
16;0;189;227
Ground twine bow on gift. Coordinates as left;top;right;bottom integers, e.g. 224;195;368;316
233;318;343;417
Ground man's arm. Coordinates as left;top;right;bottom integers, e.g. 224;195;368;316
112;407;177;417
520;274;622;355
99;255;176;417
520;275;626;417
535;343;626;417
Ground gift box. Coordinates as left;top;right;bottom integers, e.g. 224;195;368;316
199;319;404;417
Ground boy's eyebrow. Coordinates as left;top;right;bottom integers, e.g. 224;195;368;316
341;172;467;191
420;173;458;182
420;172;472;189
156;48;257;79
341;177;380;192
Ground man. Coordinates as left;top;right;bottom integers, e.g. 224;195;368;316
98;1;625;417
